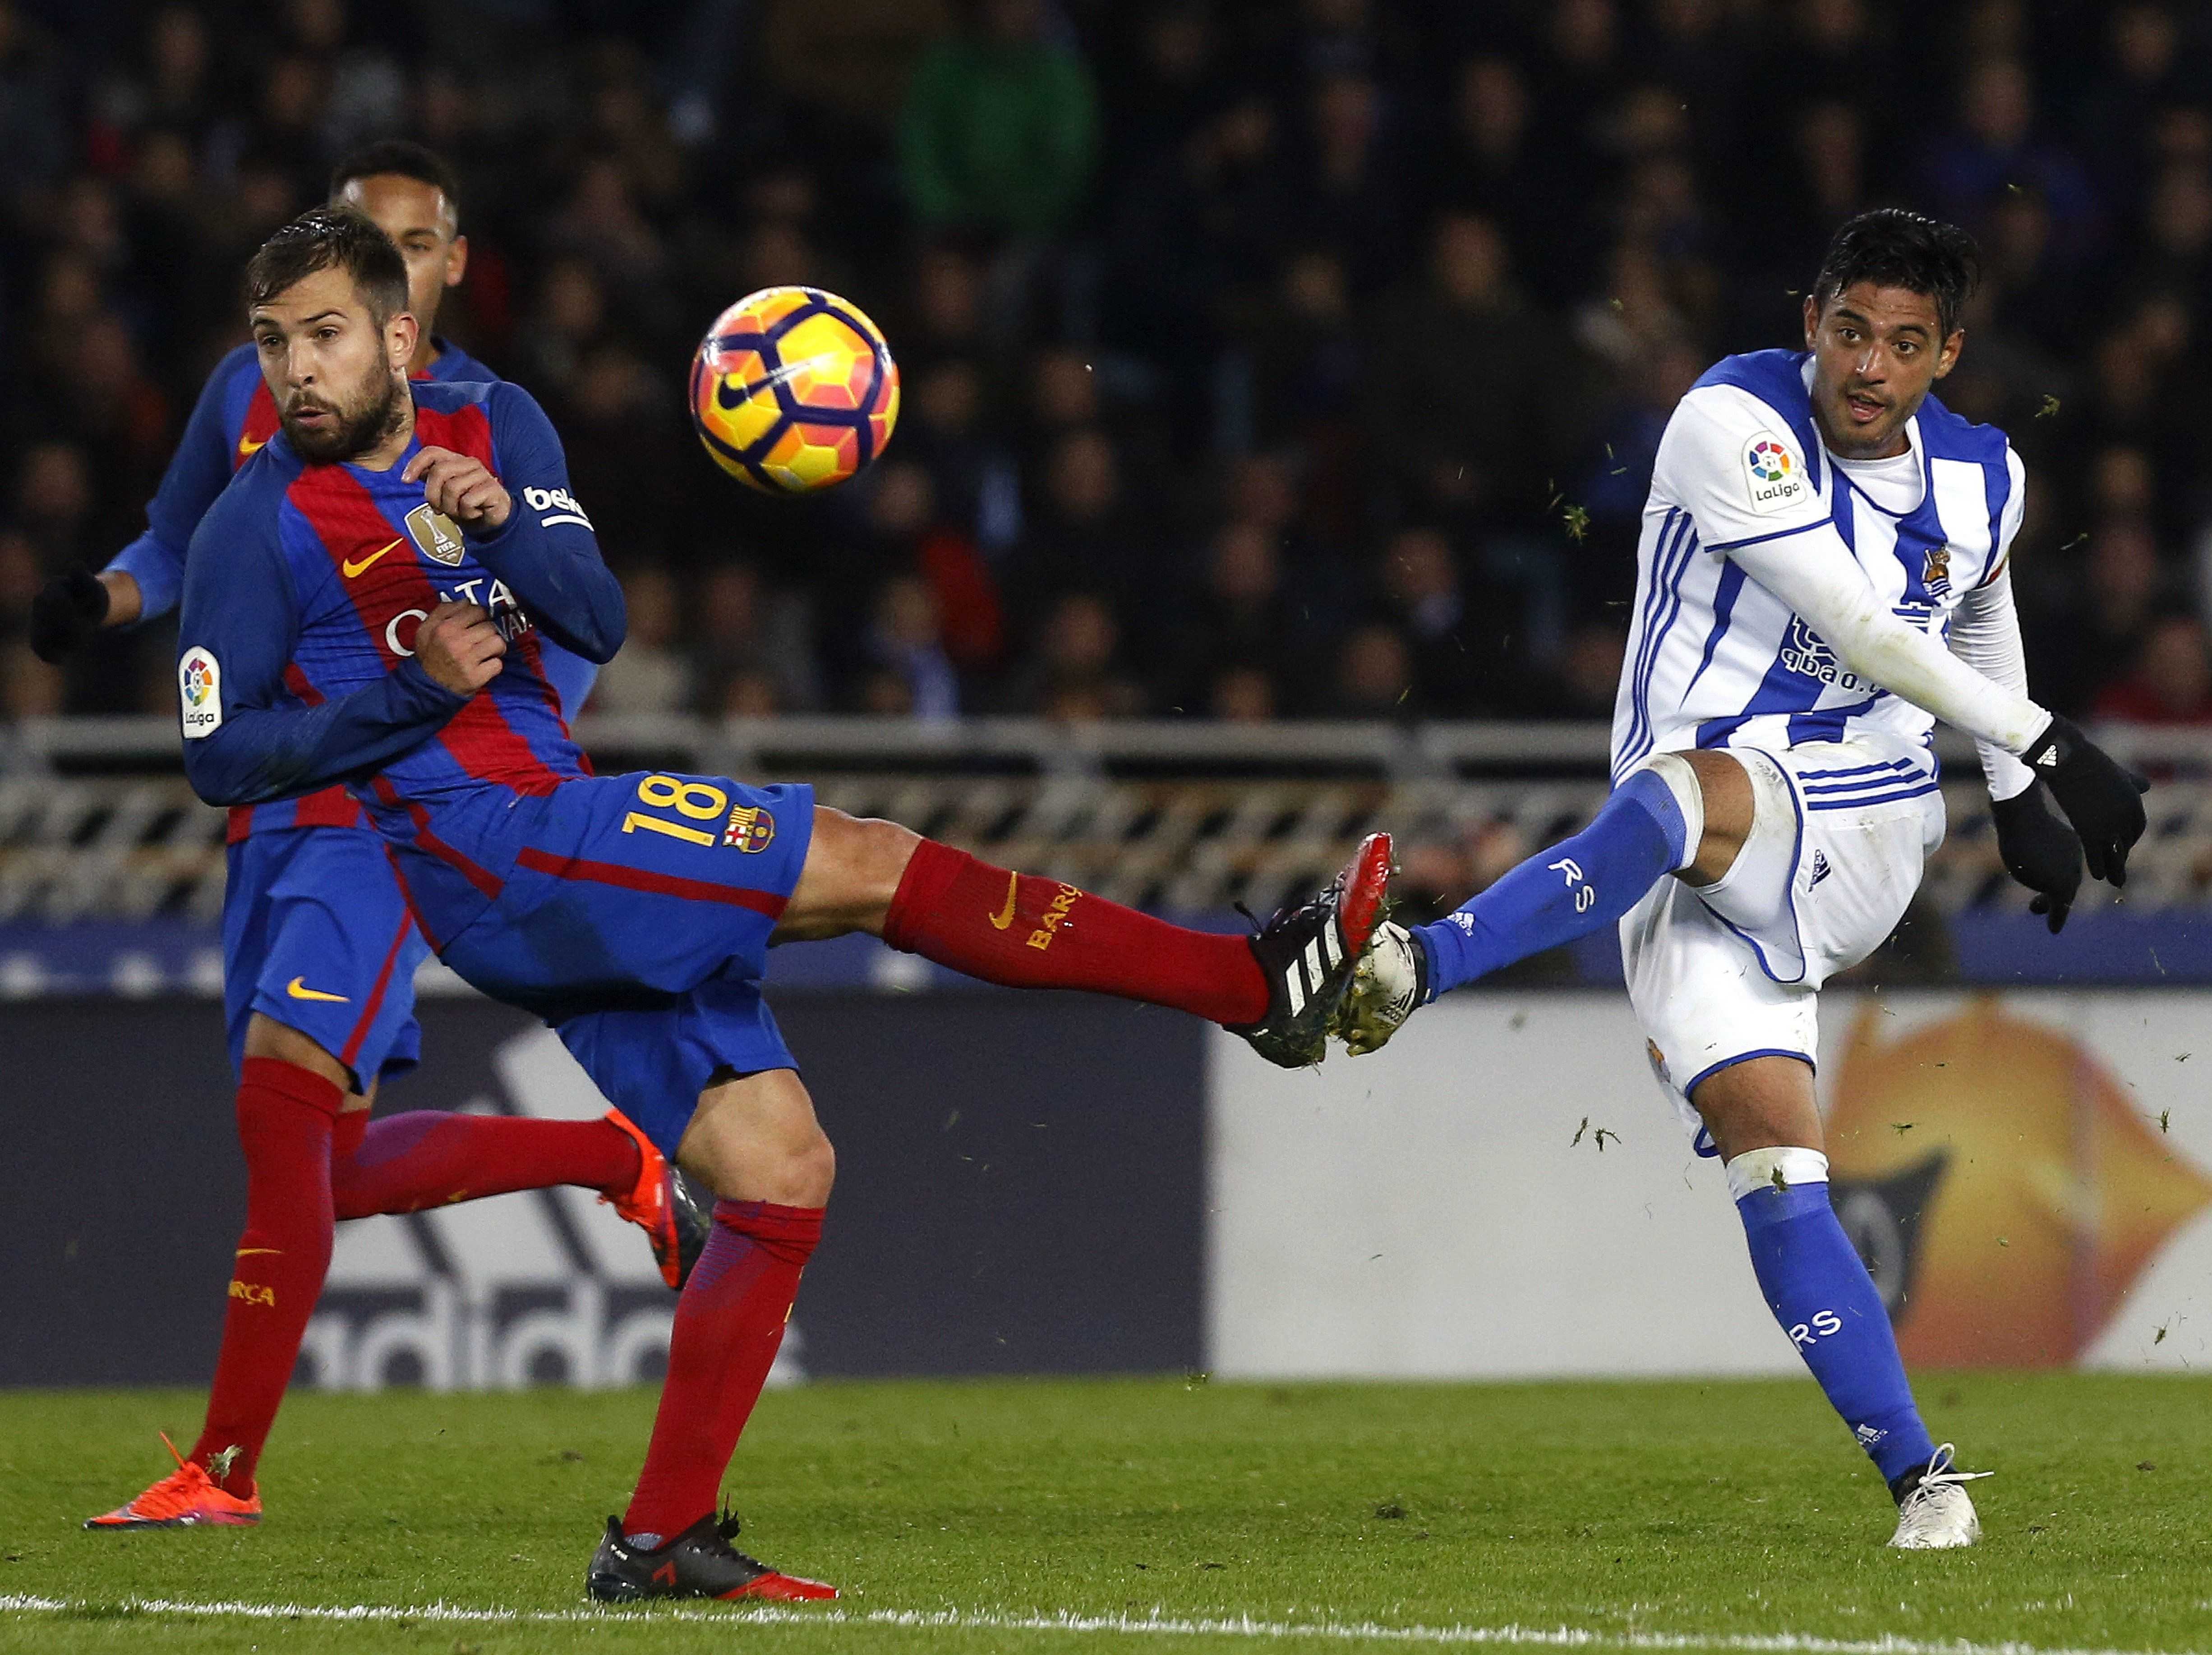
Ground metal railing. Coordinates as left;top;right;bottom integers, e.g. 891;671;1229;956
3;716;2208;924
1;713;1628;777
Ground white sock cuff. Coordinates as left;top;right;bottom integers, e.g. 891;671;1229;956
1724;1145;1830;1201
1631;750;1705;873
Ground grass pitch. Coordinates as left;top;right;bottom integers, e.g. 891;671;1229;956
0;1374;2205;1655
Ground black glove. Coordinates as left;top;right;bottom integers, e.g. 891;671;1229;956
28;568;110;663
2020;713;2149;887
1989;783;2081;933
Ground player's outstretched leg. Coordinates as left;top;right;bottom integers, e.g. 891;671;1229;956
86;1024;346;1529
1337;752;1717;1053
585;1068;836;1603
331;1106;710;1288
1700;1060;1986;1549
788;810;1393;1068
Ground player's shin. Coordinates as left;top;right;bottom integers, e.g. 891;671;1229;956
190;1058;345;1497
621;1200;822;1546
1415;756;1701;998
329;1109;640;1216
1728;1147;1937;1485
880;840;1270;1025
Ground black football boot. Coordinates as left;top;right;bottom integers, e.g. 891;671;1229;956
1228;832;1394;1068
585;1511;837;1602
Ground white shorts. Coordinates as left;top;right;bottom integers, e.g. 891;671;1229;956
1621;736;1946;1149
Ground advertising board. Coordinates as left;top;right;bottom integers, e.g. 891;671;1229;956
1207;990;2212;1377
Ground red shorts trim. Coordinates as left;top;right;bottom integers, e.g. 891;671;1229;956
225;789;364;842
413;825;504;899
293;786;364;829
340;913;415;1070
382;844;444;953
512;846;788;919
373;779;504;901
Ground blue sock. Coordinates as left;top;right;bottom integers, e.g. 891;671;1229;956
1414;766;1691;998
1735;1171;1936;1483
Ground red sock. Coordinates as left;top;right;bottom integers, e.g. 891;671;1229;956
191;1057;343;1496
622;1200;822;1544
881;841;1268;1025
329;1110;641;1218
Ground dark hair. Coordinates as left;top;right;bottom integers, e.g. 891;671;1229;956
1812;209;1980;338
329;139;462;227
244;204;410;323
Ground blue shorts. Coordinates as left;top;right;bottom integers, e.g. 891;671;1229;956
434;775;815;1158
222;827;428;1088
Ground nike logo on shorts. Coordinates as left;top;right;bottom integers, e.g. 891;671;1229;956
286;976;350;1002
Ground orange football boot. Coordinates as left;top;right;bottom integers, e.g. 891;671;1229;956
85;1434;261;1529
600;1110;710;1289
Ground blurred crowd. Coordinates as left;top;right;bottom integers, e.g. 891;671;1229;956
9;0;2212;727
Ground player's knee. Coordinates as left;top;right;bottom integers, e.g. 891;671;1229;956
709;1123;833;1208
781;808;921;940
682;1069;838;1205
785;1127;836;1208
241;1012;355;1093
1690;1053;1821;1163
1672;749;1756;885
820;808;919;901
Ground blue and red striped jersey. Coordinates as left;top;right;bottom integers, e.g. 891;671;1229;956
177;380;626;908
109;336;494;628
103;338;600;839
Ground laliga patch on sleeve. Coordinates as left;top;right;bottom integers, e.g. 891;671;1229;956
1741;432;1809;515
179;646;222;738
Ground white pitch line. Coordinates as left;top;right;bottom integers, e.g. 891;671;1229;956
0;1595;2199;1655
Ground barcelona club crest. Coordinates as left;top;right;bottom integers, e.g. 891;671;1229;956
722;804;775;852
405;502;467;566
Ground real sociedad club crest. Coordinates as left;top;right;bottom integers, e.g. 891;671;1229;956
1922;544;1953;598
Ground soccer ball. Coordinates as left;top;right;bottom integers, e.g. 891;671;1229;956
689;286;900;493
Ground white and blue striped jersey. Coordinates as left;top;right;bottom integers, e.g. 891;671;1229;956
1609;349;2025;791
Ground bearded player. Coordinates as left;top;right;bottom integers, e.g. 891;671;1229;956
170;204;1387;1598
1336;211;2147;1548
48;146;708;1535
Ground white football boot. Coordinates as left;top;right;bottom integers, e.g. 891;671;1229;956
1334;919;1428;1055
1887;1444;1989;1549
